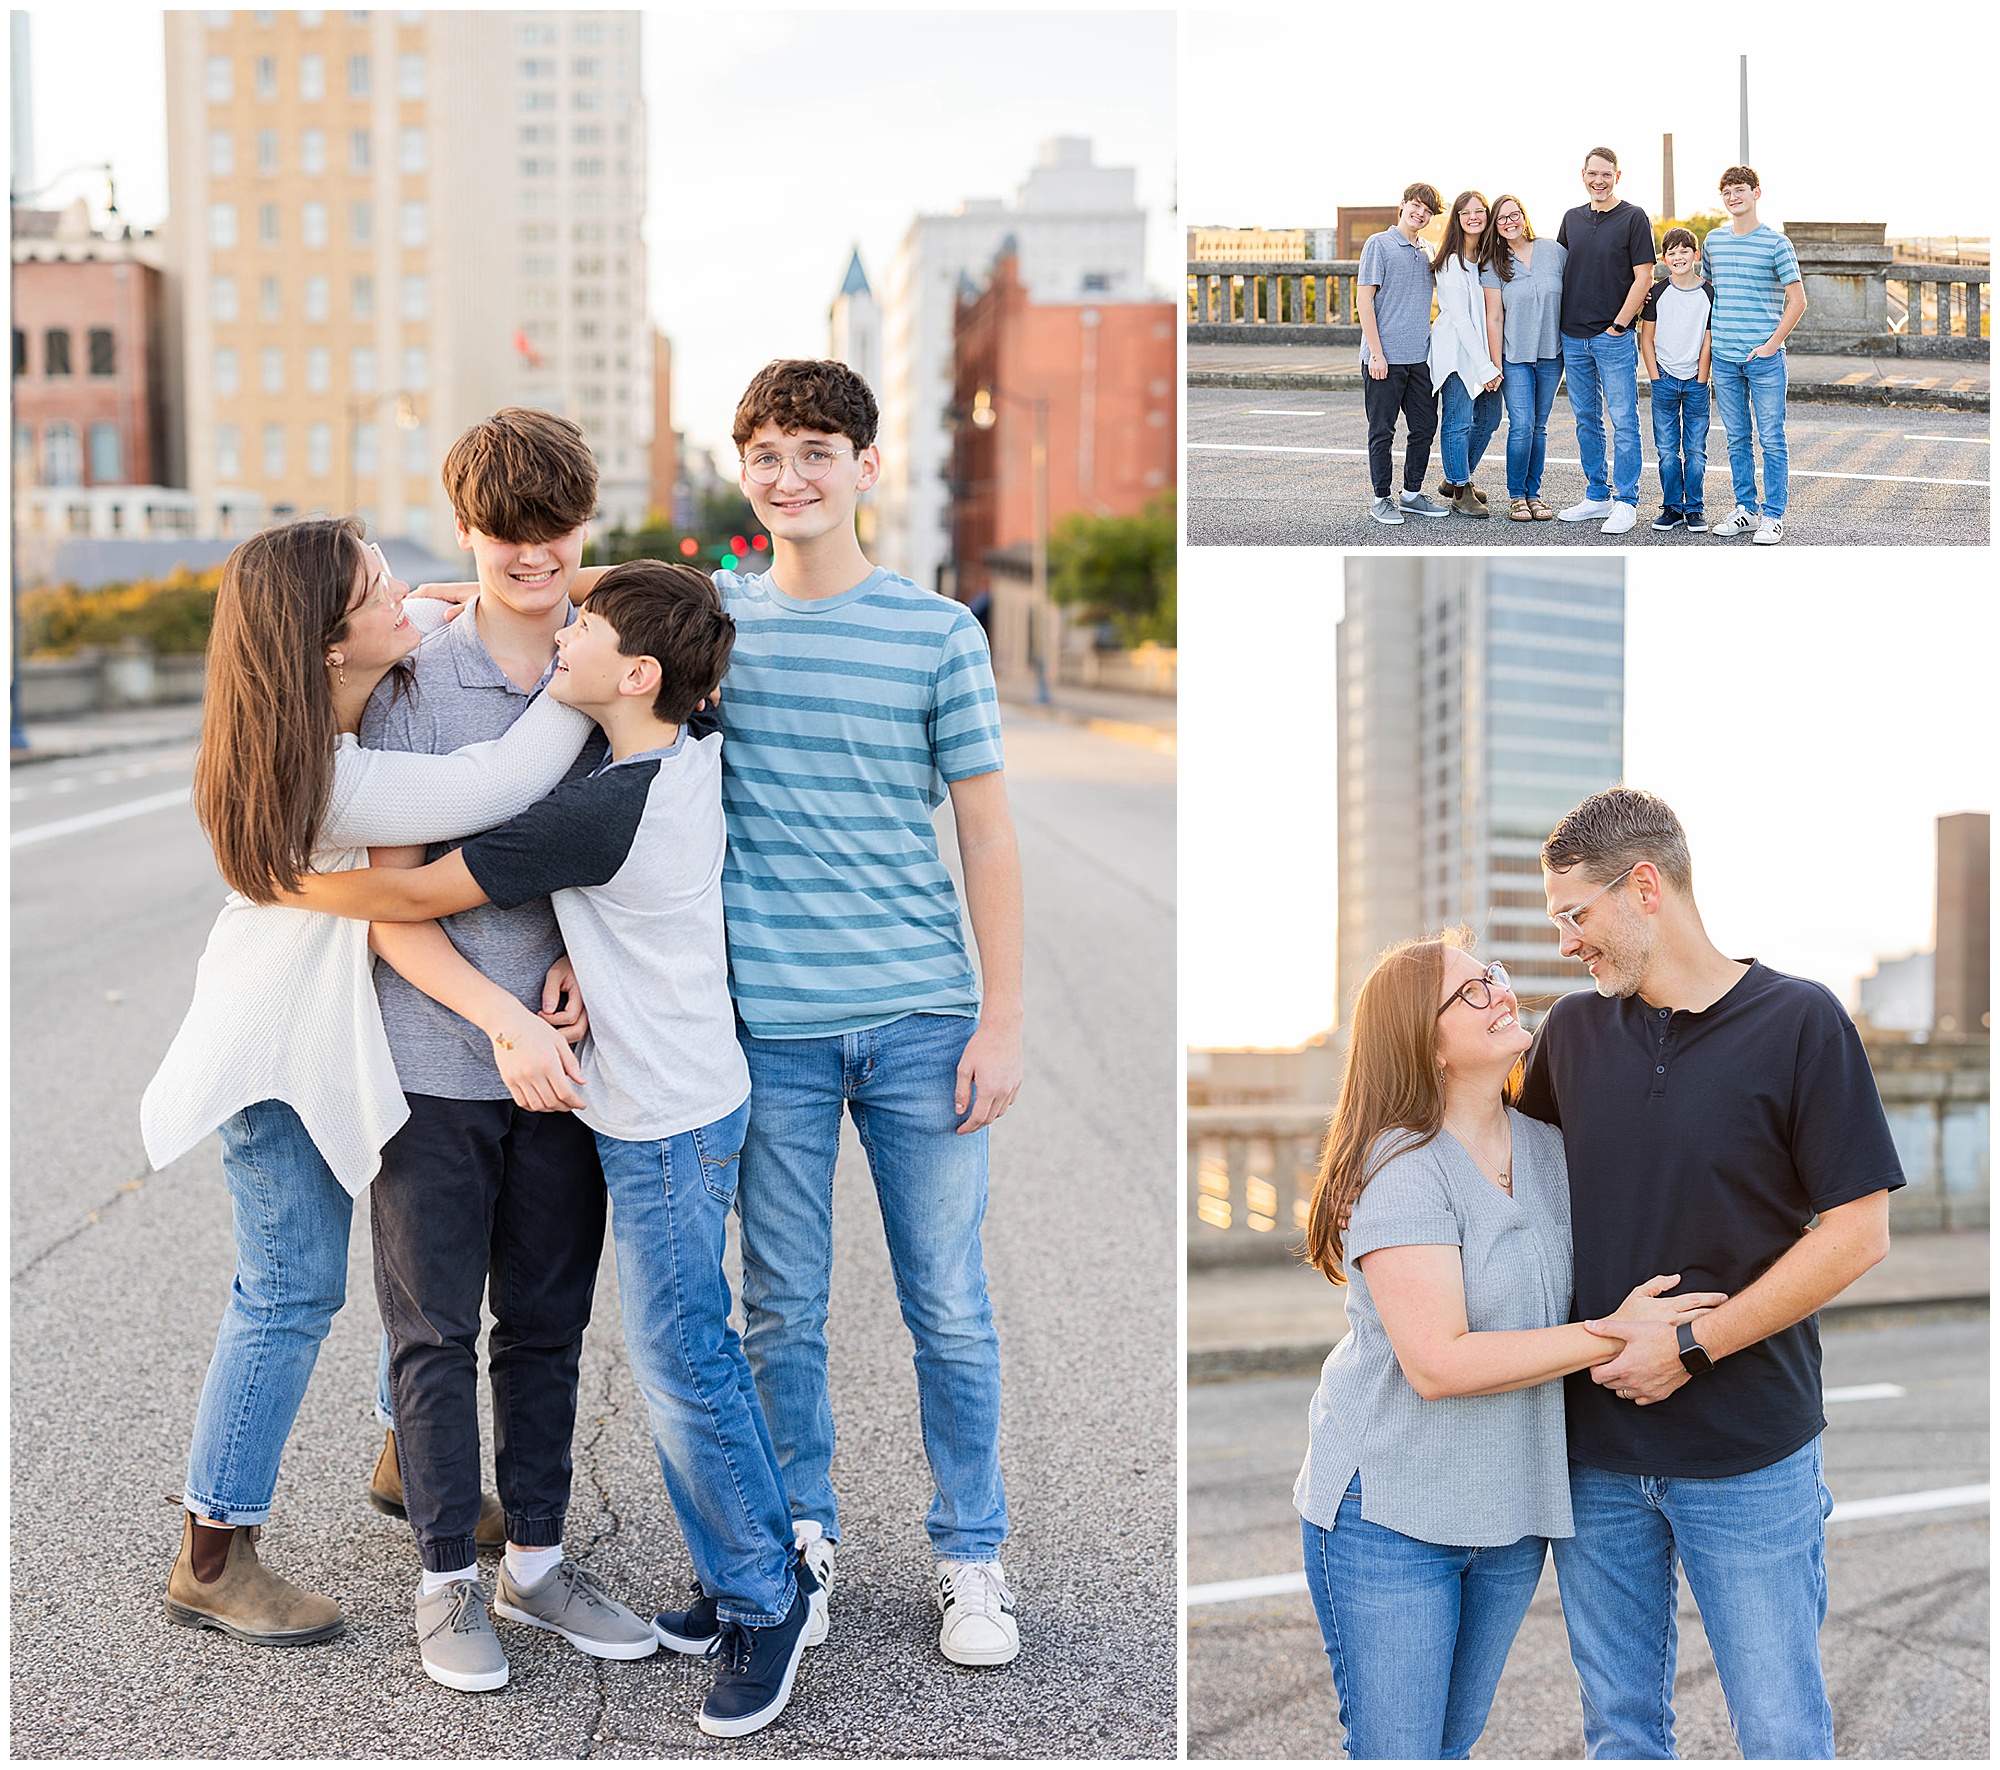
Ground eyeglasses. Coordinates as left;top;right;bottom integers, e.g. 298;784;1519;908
1548;864;1636;938
1437;961;1511;1020
741;445;852;486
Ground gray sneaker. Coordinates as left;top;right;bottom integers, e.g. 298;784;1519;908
416;1579;508;1692
1398;490;1451;518
1369;495;1405;525
494;1557;658;1660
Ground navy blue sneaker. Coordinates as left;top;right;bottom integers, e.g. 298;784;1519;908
698;1558;819;1739
1682;509;1704;533
653;1580;719;1655
1650;509;1683;532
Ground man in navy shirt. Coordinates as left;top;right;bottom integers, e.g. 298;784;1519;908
1519;789;1903;1760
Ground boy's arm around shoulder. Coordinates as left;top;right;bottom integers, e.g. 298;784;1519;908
946;767;1023;1134
280;849;489;921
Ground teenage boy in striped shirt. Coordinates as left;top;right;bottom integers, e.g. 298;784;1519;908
716;359;1026;1667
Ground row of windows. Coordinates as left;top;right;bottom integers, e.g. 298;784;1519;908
17;419;124;486
520;158;625;180
518;56;617;79
209;125;425;178
206;51;424;103
213;272;426;323
13;327;118;379
519;124;625;147
205;12;412;30
208;199;428;249
216;419;430;482
213;344;429;396
520;284;629;312
517;19;623;47
518;89;626;114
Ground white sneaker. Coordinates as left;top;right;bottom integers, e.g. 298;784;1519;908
1600;502;1638;536
1751;516;1785;545
1710;506;1758;537
794;1521;832;1648
1556;497;1614;522
934;1559;1019;1667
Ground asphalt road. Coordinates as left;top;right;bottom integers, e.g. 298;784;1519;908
10;708;1178;1758
1185;388;1992;548
1187;1315;1989;1760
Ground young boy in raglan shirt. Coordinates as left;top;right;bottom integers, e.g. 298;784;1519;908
1639;227;1715;532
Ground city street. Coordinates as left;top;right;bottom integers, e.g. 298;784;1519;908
10;707;1177;1758
1187;1316;1989;1760
1186;388;1992;548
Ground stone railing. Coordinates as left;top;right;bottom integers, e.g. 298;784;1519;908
1187;261;1363;346
1187;1103;1331;1267
17;645;206;719
1885;262;1988;350
1867;1037;1990;1231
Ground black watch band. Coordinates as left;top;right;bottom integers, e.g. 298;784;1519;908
1607;322;1628;335
1676;1320;1714;1375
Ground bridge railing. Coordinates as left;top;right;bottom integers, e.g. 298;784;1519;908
1187;261;1362;342
1887;262;1989;341
1187;1104;1330;1263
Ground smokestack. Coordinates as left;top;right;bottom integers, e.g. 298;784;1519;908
1739;56;1750;164
1662;133;1675;220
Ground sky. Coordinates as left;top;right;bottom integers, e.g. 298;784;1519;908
1182;7;1991;244
1180;557;1993;1051
21;7;1177;463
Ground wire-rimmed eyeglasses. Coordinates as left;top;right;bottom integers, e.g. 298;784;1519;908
741;445;852;486
1547;864;1636;939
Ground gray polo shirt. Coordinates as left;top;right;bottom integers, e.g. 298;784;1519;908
1357;228;1436;368
1293;1111;1576;1547
359;600;601;1100
1481;238;1569;364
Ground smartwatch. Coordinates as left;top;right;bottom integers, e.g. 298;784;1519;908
1676;1320;1714;1375
1607;322;1629;335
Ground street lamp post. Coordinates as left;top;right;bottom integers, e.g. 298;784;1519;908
971;385;1052;707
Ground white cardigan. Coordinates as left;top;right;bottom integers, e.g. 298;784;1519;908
1429;254;1500;397
140;605;593;1194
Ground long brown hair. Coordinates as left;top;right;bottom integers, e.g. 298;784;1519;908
1481;193;1536;284
193;517;367;902
1430;190;1489;275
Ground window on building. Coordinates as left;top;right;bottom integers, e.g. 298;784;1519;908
401;421;429;476
45;329;72;377
350;201;373;247
260;346;285;394
352;421;380;477
347;54;370;97
519;90;555;113
519;56;555;77
257;203;279;246
397;52;424;98
572;20;604;43
303;200;329;248
300;10;324;26
305;347;330;392
351;347;378;392
521;158;555;178
307;421;332;477
572;57;602;78
572;89;604;111
256;128;279;175
209;203;238;249
518;20;555;45
88;329;116;376
206;56;233;102
211;276;239;321
300;52;326;100
214;346;240;395
260;275;281;321
85;421;122;483
574;158;604;178
253;10;275;26
351;276;375;319
216;423;242;481
45;422;83;485
208;130;235;176
204;10;230;26
11;329;24;376
573;253;605;276
398;127;426;172
301;128;327;175
520;124;555;145
401;345;429;390
400;274;428;319
572;124;603;145
304;275;330;322
263;423;286;477
399;202;427;247
348;128;371;173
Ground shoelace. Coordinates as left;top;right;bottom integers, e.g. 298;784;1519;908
708;1619;755;1675
422;1580;491;1641
547;1561;617;1613
939;1561;1012;1617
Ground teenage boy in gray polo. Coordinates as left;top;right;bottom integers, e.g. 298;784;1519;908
1358;183;1451;526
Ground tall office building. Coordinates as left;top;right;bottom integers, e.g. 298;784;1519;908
1336;557;1626;1026
876;137;1148;595
164;9;648;544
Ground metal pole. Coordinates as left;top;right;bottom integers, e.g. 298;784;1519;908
1739;56;1750;165
1661;133;1675;221
1030;397;1050;708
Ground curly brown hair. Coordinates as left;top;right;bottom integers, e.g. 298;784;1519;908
731;358;879;452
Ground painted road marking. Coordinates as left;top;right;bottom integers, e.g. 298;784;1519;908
1905;434;1989;444
1184;1484;1991;1606
1826;1383;1907;1403
1245;409;1327;417
11;787;190;848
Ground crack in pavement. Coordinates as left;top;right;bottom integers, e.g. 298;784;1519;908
570;1351;627;1758
12;1162;160;1281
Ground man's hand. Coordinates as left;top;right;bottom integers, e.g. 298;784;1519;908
490;1002;586;1113
1366;355;1389;381
954;1018;1023;1134
1750;339;1782;359
1582;1316;1692;1405
540;955;589;1046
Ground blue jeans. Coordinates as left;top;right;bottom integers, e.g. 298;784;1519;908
737;1011;1007;1560
1438;375;1502;485
184;1099;354;1524
1561;329;1643;504
1711;350;1789;517
1303;1480;1548;1760
1502;356;1563;498
1552;1440;1834;1759
1649;374;1711;517
595;1099;797;1626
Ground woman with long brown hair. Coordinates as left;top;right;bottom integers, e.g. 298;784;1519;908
1428;191;1506;518
1479;193;1569;519
142;517;593;1646
1291;936;1721;1759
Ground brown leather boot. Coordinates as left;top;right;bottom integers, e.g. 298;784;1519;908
165;1512;344;1645
368;1429;507;1550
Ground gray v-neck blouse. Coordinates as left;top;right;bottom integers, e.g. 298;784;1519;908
1292;1109;1576;1546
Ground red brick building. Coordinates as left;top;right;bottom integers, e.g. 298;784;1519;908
950;246;1173;605
11;201;174;493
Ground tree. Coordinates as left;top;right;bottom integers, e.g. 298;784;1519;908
1047;492;1176;648
1653;210;1728;253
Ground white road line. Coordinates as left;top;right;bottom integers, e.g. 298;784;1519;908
10;786;190;848
1245;408;1327;417
1904;434;1989;444
1825;1383;1906;1403
1184;1483;1991;1607
1187;442;1989;489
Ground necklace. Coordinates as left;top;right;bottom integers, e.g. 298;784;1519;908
1444;1114;1513;1194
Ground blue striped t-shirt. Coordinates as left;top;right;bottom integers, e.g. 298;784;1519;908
1700;224;1801;363
711;566;1005;1039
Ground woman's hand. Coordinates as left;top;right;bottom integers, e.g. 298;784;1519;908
539;955;589;1046
1614;1273;1728;1325
1483;373;1503;393
486;1001;587;1113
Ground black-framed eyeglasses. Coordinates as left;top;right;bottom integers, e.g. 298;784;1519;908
1548;864;1636;938
1438;961;1511;1020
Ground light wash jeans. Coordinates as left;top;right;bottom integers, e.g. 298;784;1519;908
1649;374;1711;518
1711;349;1789;517
737;1010;1007;1560
1561;329;1643;505
1438;375;1503;487
1501;356;1564;498
183;1099;354;1524
595;1098;797;1627
1303;1477;1549;1760
1552;1439;1835;1759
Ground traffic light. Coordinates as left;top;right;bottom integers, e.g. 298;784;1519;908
678;537;698;558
